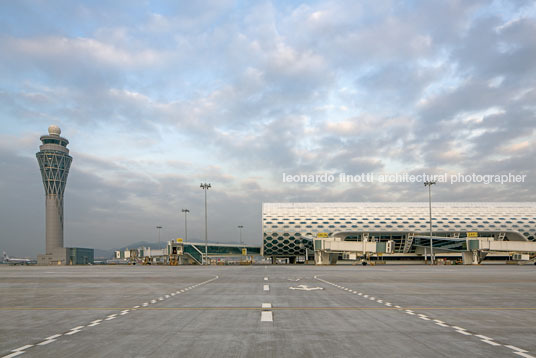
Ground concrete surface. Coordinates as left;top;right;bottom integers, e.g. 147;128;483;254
0;265;535;357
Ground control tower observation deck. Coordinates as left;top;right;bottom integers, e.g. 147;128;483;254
36;125;73;254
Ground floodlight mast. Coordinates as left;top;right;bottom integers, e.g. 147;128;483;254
181;209;190;243
200;183;211;265
156;226;163;252
424;180;436;264
238;225;244;246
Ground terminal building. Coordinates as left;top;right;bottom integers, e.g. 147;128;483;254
262;202;536;262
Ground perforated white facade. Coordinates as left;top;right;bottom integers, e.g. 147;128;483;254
262;202;536;257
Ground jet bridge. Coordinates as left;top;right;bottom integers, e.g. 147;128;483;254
462;238;536;264
313;233;394;265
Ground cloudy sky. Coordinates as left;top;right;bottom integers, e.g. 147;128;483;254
1;0;535;256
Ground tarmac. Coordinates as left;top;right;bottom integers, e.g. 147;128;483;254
0;264;535;357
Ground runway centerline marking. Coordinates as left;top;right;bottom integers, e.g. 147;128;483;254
261;311;273;322
264;284;270;291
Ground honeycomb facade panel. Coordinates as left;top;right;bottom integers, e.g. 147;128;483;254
262;202;536;257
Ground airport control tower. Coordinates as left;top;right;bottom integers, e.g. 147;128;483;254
36;125;72;254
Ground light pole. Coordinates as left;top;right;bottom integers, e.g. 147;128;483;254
424;181;436;265
156;226;163;258
200;183;211;265
181;209;190;243
238;225;244;246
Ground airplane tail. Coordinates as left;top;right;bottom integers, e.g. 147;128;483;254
2;251;7;261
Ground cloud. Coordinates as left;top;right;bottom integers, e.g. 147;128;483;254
0;0;535;255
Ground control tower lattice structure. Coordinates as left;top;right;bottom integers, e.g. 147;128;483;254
36;125;72;253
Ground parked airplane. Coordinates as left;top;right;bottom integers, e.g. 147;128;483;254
2;251;33;265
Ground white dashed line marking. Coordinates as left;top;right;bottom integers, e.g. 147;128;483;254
65;326;84;335
454;329;472;336
262;303;272;309
264;277;268;281
513;352;536;358
481;340;501;346
11;345;33;352
3;275;220;357
37;339;57;346
506;346;529;353
314;275;536;357
263;284;270;291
